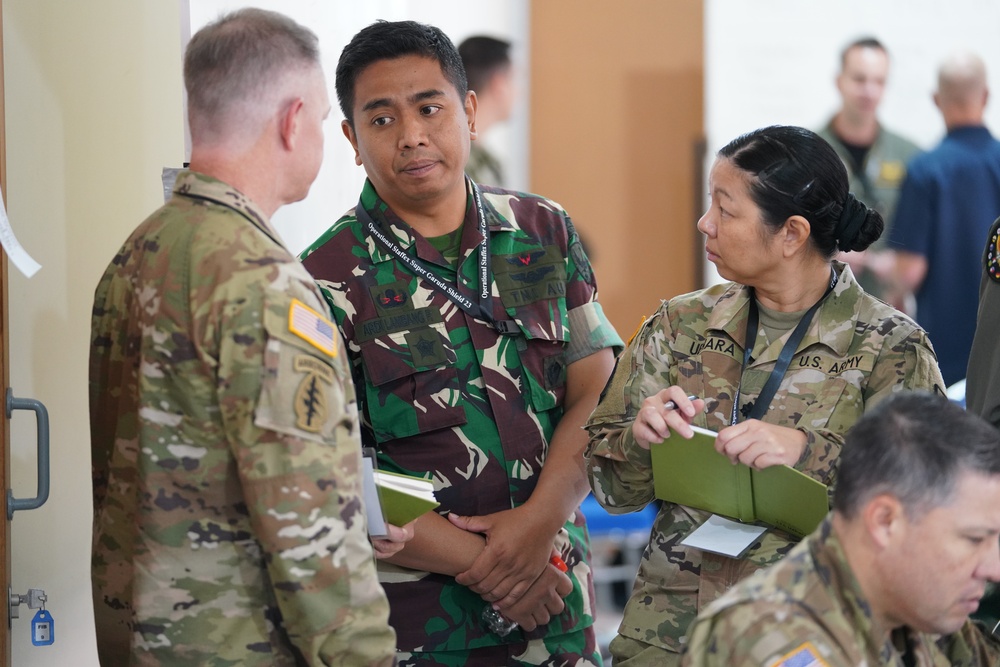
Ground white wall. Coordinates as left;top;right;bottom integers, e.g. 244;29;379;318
706;0;1000;152
704;0;1000;283
187;0;529;255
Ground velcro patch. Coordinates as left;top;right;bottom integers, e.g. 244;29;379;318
768;642;829;667
288;299;337;357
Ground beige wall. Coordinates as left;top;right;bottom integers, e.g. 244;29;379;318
530;1;704;338
3;1;183;663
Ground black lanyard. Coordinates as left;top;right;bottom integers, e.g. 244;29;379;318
730;270;838;425
356;183;519;336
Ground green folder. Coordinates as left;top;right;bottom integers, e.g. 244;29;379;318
650;425;828;538
373;469;440;527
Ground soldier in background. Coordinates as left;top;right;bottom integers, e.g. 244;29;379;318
459;35;515;187
683;392;1000;666
301;19;622;666
818;37;921;305
89;9;401;665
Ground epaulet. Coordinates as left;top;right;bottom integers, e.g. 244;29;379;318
984;216;1000;283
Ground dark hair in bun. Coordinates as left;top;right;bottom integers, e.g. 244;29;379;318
718;125;884;258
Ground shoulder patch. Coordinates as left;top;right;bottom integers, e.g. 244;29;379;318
288;298;337;357
984;217;1000;283
768;641;829;667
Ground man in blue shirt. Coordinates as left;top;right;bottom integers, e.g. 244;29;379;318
888;52;1000;387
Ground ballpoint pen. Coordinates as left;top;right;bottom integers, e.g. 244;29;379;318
663;394;700;411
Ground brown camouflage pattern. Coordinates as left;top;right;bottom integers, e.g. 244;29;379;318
299;178;622;661
683;518;1000;666
584;263;944;660
90;171;395;666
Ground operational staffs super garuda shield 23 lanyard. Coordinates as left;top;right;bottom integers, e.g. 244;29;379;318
356;181;520;337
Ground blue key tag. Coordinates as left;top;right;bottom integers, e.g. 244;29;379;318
31;609;54;646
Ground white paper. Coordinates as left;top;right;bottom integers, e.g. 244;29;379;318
681;514;768;559
0;194;41;278
373;471;436;501
362;455;387;538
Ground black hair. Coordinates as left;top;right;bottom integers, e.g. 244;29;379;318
336;20;467;126
458;36;512;93
833;392;1000;519
841;36;888;69
718;125;884;257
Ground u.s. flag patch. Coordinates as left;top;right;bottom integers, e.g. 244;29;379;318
769;642;828;667
288;299;338;357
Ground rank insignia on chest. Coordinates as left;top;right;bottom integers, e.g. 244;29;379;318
288;299;337;357
987;223;1000;283
377;287;409;308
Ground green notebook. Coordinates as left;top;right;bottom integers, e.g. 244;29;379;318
373;470;440;526
650;425;828;538
361;450;440;537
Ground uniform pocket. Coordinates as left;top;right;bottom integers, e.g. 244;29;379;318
359;322;466;442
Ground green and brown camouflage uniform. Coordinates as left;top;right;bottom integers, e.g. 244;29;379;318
90;171;394;666
465;142;505;188
300;178;623;665
584;262;944;665
817;121;921;299
682;517;1000;666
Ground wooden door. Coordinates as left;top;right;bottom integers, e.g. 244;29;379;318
529;0;705;338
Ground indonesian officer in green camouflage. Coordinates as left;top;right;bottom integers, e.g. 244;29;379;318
683;393;1000;667
585;126;944;666
301;20;622;667
89;10;396;666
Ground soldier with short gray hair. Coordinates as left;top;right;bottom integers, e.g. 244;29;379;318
89;8;399;665
683;392;1000;666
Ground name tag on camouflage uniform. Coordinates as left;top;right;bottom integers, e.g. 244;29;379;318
769;641;829;667
288;299;337;357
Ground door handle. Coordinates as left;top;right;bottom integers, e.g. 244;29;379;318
6;388;50;519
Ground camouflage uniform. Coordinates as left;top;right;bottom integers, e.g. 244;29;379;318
968;215;1000;426
299;178;622;665
90;171;395;666
967;216;1000;630
466;142;505;188
817;122;921;299
584;262;943;665
682;517;1000;666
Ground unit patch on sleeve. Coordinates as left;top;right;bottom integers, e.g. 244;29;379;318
288;298;338;356
293;354;334;433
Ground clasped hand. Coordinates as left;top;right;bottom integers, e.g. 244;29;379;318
449;506;572;631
